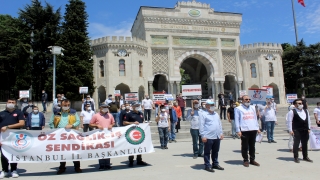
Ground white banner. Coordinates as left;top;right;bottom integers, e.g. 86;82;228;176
79;87;88;94
19;90;29;98
182;85;202;96
286;94;298;103
0;124;154;163
125;93;138;102
248;88;267;105
310;127;320;149
114;90;121;97
239;90;247;98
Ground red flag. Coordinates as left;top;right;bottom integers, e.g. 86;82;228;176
298;0;306;7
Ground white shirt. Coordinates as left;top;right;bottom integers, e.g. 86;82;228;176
119;99;124;107
142;99;153;109
313;107;320;120
105;99;112;105
235;104;259;132
80;110;95;124
263;106;277;122
287;109;311;132
271;102;277;111
158;112;169;128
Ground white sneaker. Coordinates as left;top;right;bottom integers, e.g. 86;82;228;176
148;121;152;123
11;171;19;178
144;121;148;123
0;171;9;178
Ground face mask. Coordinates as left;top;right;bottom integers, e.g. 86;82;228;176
146;97;149;99
29;103;33;106
161;109;166;112
122;107;125;110
62;106;70;111
194;104;199;108
112;100;115;103
298;105;303;110
168;105;172;109
244;103;250;107
23;100;27;102
87;107;91;111
102;108;109;113
42;92;45;93
126;106;130;110
33;110;39;113
202;105;206;108
6;103;15;109
209;106;215;111
233;105;236;108
109;97;112;100
271;100;274;102
302;97;305;99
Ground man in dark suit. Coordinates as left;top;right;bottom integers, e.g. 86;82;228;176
219;95;227;120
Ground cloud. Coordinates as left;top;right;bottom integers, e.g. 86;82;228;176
297;4;320;34
88;21;133;40
233;0;257;8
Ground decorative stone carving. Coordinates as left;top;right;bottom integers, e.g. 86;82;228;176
173;37;217;47
151;36;168;45
222;51;236;75
152;49;169;74
221;39;235;47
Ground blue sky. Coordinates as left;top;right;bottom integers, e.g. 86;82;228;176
1;0;319;45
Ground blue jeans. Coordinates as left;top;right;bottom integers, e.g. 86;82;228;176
99;158;110;167
158;127;169;147
266;121;275;141
190;129;203;156
204;139;221;168
169;122;176;140
111;113;119;126
230;120;236;136
42;101;47;112
260;116;266;131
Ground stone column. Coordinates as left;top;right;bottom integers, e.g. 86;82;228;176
169;81;174;94
148;81;153;98
176;81;181;95
215;81;219;100
220;81;225;94
237;82;242;99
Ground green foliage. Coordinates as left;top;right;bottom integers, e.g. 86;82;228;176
282;40;320;97
56;0;94;100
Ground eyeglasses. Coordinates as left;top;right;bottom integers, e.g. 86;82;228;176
297;103;302;105
244;99;251;101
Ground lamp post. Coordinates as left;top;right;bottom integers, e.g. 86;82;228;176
48;46;64;102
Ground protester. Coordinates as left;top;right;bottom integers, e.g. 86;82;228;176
89;104;115;170
53;94;62;105
26;106;45;130
264;100;278;143
228;92;233;106
313;102;320;127
286;105;296;152
227;102;238;139
156;105;170;149
80;104;95;132
141;95;154;123
53;99;62;114
108;97;119;126
0;99;25;178
287;98;312;163
219;95;227;120
119;103;131;127
200;101;207;111
257;103;266;133
199;100;224;172
22;100;35;118
49;99;82;174
105;94;113;105
167;101;178;143
186;100;203;159
154;103;159;118
123;102;149;167
82;95;95;111
176;93;186;121
119;95;124;107
61;94;66;100
270;98;277;114
301;95;308;109
173;101;182;133
41;90;47;113
235;95;261;167
18;97;28;111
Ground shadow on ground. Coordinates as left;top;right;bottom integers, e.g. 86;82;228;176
224;160;243;166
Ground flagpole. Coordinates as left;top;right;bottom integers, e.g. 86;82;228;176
291;0;305;96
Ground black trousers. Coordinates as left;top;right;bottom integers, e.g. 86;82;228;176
128;155;142;162
59;161;80;169
220;107;226;119
1;147;17;172
30;127;42;130
241;130;257;162
293;129;309;159
144;109;151;121
83;124;93;132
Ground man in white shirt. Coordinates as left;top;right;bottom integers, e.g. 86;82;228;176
80;104;95;132
105;94;112;105
287;98;312;163
264;100;277;143
235;95;261;167
270;98;277;114
313;102;320;127
119;95;124;107
142;95;154;123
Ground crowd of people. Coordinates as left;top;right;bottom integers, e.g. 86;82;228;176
0;91;316;177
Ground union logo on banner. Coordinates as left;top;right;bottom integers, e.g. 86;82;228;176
10;132;34;152
125;126;145;145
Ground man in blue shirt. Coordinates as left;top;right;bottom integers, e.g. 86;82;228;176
199;100;224;172
26;106;45;130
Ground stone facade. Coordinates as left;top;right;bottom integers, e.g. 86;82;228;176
91;0;285;105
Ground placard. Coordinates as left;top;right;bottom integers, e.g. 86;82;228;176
310;127;320;149
79;87;88;94
125;92;138;102
262;86;273;98
239;90;247;98
153;93;166;104
114;90;121;97
286;94;297;103
19;90;29;98
248;88;267;105
182;85;202;96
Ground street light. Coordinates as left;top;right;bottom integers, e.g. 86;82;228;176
48;46;64;102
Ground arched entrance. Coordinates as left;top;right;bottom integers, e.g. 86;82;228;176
224;75;237;99
115;83;130;97
152;74;168;93
251;84;259;89
269;83;279;104
98;86;106;104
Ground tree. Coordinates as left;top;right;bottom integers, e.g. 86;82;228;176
56;0;94;100
19;0;61;100
180;68;191;92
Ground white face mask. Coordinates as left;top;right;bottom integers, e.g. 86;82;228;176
126;106;130;110
209;106;215;111
6;103;15;109
87;107;91;111
233;105;236;108
33;110;39;113
298;105;303;110
168;105;172;108
102;108;109;113
194;104;199;108
161;109;166;112
62;106;70;111
244;103;250;107
121;107;125;110
202;105;206;108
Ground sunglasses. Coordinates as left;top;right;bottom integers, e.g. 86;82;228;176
297;103;302;105
244;99;251;101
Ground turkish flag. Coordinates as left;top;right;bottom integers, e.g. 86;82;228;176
298;0;306;7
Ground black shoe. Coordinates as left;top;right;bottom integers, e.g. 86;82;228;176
268;140;271;143
57;168;66;175
169;140;172;143
294;158;300;163
128;162;134;167
99;166;105;171
198;154;203;157
105;165;112;170
303;157;313;163
204;167;215;172
233;135;235;139
173;140;177;143
161;146;164;150
137;161;148;166
164;146;168;149
271;140;277;143
193;156;198;159
212;165;224;170
176;131;179;133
